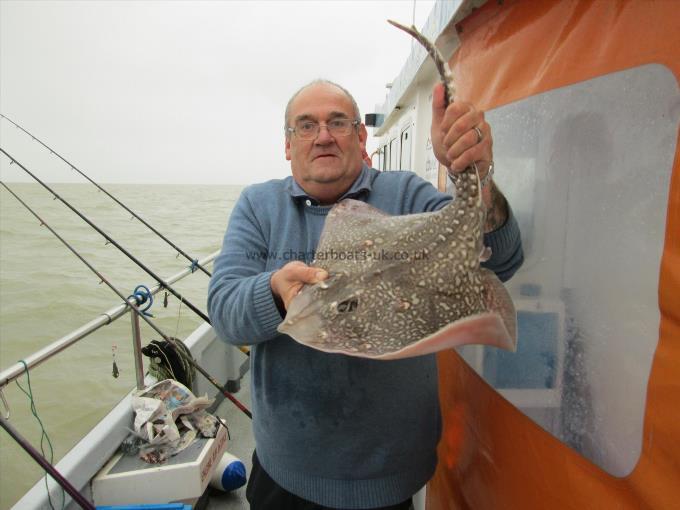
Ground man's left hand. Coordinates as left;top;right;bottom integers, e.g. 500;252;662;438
430;82;507;232
430;82;493;180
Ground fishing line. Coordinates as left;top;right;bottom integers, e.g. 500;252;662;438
0;113;211;277
0;148;212;325
174;295;184;338
1;147;250;357
15;361;66;510
0;181;252;419
1;414;94;510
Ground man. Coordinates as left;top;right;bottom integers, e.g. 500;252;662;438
208;79;523;510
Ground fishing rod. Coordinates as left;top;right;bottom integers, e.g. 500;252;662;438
0;113;211;277
0;147;249;357
0;181;252;419
1;414;95;510
0;147;213;324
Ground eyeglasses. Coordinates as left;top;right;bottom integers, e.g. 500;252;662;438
287;118;360;140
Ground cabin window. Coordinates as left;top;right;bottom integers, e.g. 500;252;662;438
458;63;677;477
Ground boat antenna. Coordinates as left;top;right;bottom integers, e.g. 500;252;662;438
1;414;96;509
0;113;212;277
0;148;214;324
0;180;252;419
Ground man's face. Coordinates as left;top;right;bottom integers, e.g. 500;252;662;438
285;83;367;204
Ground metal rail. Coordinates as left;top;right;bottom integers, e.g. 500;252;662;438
0;250;219;389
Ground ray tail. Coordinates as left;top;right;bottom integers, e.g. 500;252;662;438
387;19;456;105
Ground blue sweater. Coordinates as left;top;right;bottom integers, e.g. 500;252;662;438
208;166;523;508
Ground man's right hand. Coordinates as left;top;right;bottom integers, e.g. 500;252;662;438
271;261;328;312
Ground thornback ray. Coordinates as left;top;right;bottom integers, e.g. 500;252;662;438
279;193;516;359
277;21;517;359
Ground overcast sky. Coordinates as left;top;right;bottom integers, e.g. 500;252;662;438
0;0;436;184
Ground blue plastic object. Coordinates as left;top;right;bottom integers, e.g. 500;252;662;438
219;458;247;491
210;452;247;492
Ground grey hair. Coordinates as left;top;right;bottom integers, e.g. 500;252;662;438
284;79;361;137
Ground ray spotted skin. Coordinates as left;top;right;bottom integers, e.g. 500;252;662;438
281;173;487;357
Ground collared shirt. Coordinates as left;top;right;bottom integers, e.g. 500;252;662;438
286;164;373;205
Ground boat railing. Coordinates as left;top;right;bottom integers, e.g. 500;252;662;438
0;249;220;393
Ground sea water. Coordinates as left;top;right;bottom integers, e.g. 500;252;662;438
0;183;244;508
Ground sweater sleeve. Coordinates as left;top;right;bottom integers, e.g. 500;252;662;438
207;188;284;346
481;208;524;282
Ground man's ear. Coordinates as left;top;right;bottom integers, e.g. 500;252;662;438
359;123;368;150
285;136;291;161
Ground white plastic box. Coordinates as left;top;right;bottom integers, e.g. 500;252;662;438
92;424;228;506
